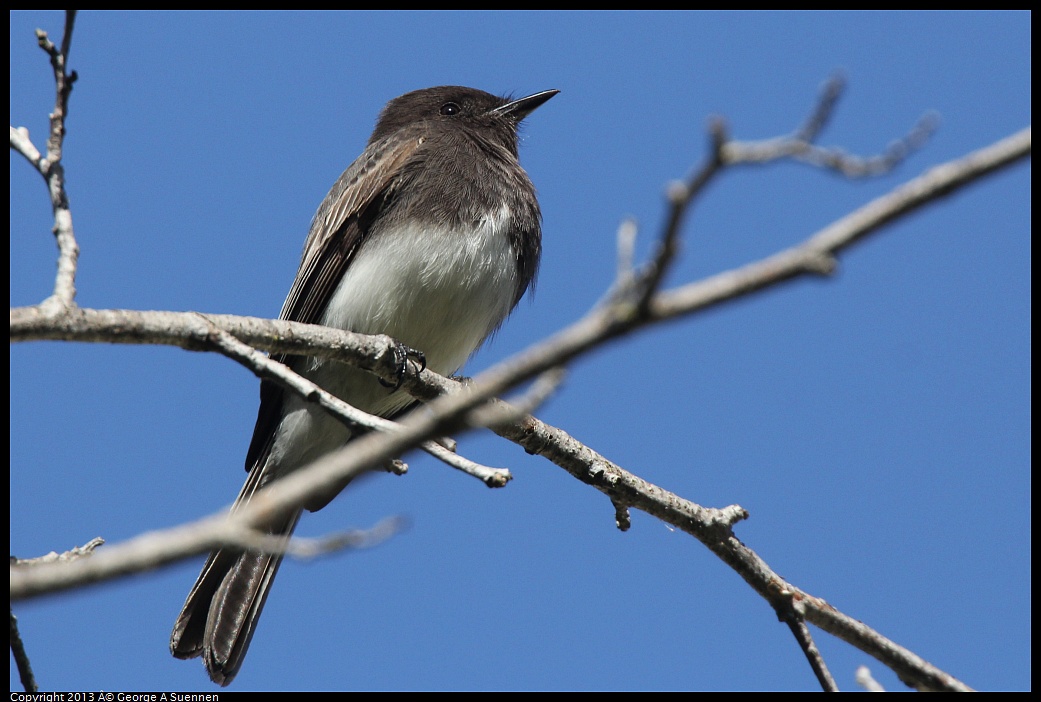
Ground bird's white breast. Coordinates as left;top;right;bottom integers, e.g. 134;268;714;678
321;203;520;377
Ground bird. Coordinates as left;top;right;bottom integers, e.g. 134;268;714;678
169;85;558;685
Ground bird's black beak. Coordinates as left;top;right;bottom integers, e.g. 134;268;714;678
492;89;560;120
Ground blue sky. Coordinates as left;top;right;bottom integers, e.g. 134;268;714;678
10;11;1030;692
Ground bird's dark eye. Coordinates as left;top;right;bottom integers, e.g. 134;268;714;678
439;102;461;116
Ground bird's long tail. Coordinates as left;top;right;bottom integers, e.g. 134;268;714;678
170;465;301;686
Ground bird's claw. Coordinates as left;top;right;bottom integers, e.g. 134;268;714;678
379;342;426;389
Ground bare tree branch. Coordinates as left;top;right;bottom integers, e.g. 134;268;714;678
632;73;936;315
10;10;80;312
658;126;1030;320
9;505;408;599
723;74;941;176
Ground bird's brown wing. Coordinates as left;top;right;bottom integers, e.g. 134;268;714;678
244;130;424;473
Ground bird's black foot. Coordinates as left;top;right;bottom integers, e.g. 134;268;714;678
379;342;426;389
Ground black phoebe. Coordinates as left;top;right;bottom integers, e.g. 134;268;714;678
169;86;557;685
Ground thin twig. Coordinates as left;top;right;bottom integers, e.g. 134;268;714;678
615;217;638;286
721;74;938;177
783;614;839;691
856;665;886;692
10;608;37;692
794;72;846;143
723;112;939;177
9;126;43;169
632;118;726;313
36;10;77;162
